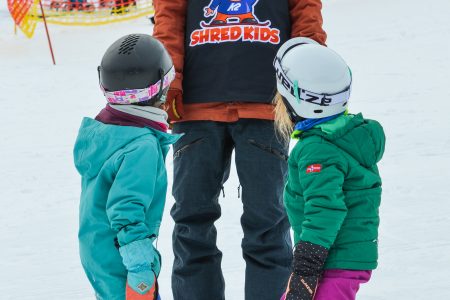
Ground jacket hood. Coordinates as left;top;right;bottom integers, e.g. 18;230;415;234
304;113;385;167
74;117;180;178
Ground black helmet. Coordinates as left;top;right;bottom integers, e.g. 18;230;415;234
98;34;173;105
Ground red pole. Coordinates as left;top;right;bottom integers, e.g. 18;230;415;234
38;0;56;65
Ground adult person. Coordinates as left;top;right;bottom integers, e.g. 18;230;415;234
153;1;326;299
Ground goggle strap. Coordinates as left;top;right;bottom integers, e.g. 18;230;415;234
101;66;176;104
274;58;349;107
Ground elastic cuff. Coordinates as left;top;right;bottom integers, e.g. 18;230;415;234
119;238;154;271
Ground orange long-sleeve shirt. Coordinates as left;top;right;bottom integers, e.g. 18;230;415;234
153;0;327;123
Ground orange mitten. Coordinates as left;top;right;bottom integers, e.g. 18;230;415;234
126;274;158;300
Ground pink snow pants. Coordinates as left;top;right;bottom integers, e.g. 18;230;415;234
281;269;372;300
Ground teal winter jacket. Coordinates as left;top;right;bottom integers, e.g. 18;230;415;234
285;113;385;270
73;117;180;299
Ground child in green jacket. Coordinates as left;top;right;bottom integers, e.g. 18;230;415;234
273;37;385;300
74;34;180;300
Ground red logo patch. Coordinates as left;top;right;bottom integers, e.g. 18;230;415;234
306;164;322;174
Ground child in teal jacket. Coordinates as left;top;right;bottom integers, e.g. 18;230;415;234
273;38;385;300
74;34;180;300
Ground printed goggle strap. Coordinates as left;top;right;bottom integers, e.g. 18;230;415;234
273;58;351;107
100;66;176;105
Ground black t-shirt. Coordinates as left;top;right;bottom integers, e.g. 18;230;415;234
183;0;291;104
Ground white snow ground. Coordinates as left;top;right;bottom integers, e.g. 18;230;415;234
1;0;450;299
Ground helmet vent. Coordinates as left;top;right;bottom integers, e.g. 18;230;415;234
118;34;140;55
314;110;323;114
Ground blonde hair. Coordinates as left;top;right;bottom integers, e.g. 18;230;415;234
273;93;294;142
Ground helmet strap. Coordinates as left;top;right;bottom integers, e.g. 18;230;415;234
97;66;102;88
281;95;304;124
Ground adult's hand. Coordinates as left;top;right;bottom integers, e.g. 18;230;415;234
164;88;184;122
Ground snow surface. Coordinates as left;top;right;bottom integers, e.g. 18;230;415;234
1;0;450;299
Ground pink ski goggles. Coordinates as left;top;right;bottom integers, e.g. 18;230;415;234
101;66;176;104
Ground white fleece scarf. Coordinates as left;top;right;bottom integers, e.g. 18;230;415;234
109;104;169;128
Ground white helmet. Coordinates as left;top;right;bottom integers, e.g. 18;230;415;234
274;37;352;121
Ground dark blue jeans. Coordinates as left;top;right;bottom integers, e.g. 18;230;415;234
171;119;292;300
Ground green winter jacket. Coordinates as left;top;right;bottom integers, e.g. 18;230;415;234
284;113;385;270
73;118;180;299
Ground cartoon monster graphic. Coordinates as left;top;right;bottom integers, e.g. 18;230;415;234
203;0;269;26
